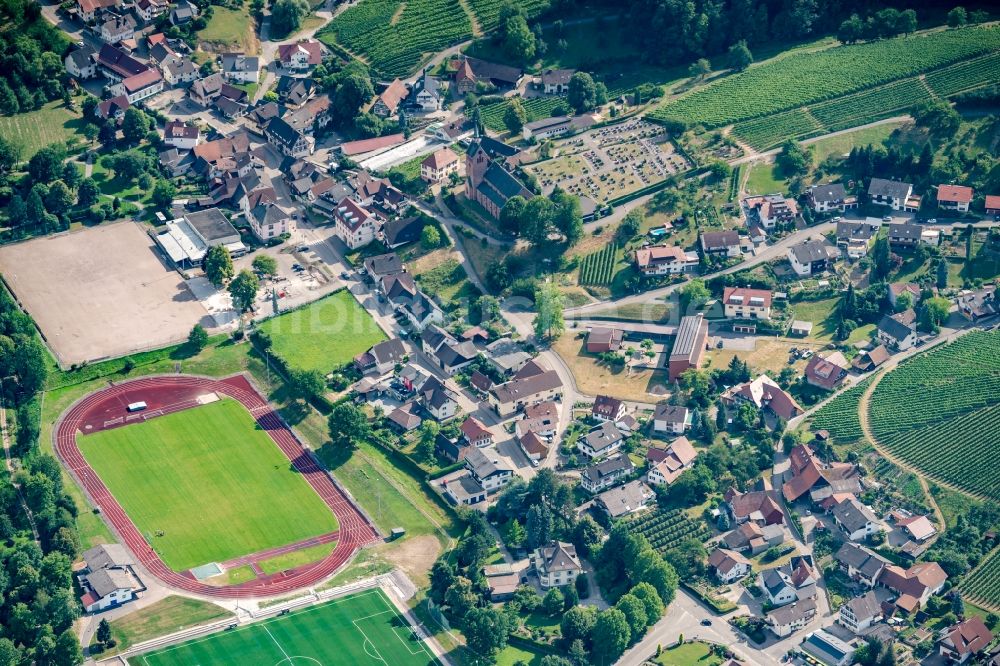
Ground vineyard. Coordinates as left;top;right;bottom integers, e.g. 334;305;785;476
731;109;823;153
467;0;549;32
650;26;1000;129
626;508;712;556
926;51;1000;97
317;0;472;79
959;547;1000;610
868;331;1000;499
810;375;876;444
479;95;568;133
578;244;618;287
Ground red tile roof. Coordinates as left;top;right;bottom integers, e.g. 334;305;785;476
937;184;973;203
339;133;406;156
723;286;773;309
943;617;992;656
422;146;459;170
986;195;1000;210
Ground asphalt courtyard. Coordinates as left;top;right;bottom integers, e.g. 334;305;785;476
0;222;211;366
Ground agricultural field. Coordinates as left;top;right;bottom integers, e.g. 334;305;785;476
140;588;439;666
625;508;711;556
652;26;1000;129
578;244;619;287
79;399;339;571
926;51;1000;97
732;109;823;153
960;547;1000;610
479;95;568;133
317;0;472;78
257;289;386;373
0;100;86;160
868;331;1000;499
466;0;549;32
810;375;876;444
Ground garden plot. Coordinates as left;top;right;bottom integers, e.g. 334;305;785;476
526;119;691;204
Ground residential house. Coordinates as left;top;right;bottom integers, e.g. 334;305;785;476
646;436;697;486
937;184;973;213
485;566;520;602
135;0;167;22
380;215;425;249
653;404;691;434
65;46;97;80
162;120;199;149
460;416;493;448
743;194;798;229
766;599;817;638
596;480;655;519
518;430;549;464
838;591;884;634
332;197;378;250
723;287;772;320
939;618;993;664
488;361;562;417
99;12;137;44
532;541;583;589
722;375;803;422
516;400;559;442
160;55;198;86
888;282;921;308
835;543;890;588
277;40;323;70
353;338;407;375
724;487;784;526
877;311;917;351
801;630;856;666
852;345;890;372
986;195;1000;216
189;73;224;106
836;219;879;259
465;136;533;219
364;252;405;282
868;178;914;211
264;117;312;158
76;0;117;23
115;68;163;104
275;75;315;107
421;147;460;183
246;197;290;242
539;68;574;94
809;182;857;213
435;431;469;462
169;0;197;24
781;443;861;503
577;421;624;459
425;334;478;376
465;447;513;493
668;314;708;381
700;230;742;258
708;548;752;584
411;70;443;111
586;326;623;353
372;78;409;118
723;521;785;554
78;544;141;613
888;223;923;250
805;352;849;390
832;497;882;541
420;376;459;421
956;286;998;321
635;245;699;275
444;474;487;505
592;395;626;423
788;239;837;276
759;555;817;607
220;53;259;83
580;456;634;493
454;57;523;94
878;561;948;613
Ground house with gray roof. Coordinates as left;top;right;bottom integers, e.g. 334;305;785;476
577;421;624;459
788;239;837;276
838;590;885;633
832;497;882;541
220;52;259;83
766;598;817;637
532;541;582;588
877;311;917;351
868;177;914;211
835;543;891;587
596;480;654;519
464;447;513;492
580;455;634;493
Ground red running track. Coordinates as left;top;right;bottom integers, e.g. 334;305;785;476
54;374;379;599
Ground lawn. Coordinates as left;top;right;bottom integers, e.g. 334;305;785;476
259;541;337;575
0;100;86;159
807;122;903;164
744;162;788;196
198;5;257;53
78;398;338;571
258;289;386;373
705;338;817;375
653;641;724;666
140;588;440;666
95;596;232;655
789;297;840;342
552;333;672;402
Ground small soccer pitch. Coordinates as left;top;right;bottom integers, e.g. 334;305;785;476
137;588;440;666
78;397;338;572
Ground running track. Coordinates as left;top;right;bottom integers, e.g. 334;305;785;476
53;374;379;599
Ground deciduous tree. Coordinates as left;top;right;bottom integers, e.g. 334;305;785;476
228;269;260;312
203;245;234;287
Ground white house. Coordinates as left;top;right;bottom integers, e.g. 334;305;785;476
532;541;583;589
868;177;914;211
220;53;259;83
937;184;973;213
78;544;141;614
766;599;817;638
708;548;751;584
465;447;513;493
808;182;857;213
162;120;200;149
115;69;164;104
787;239;836;276
832;497;882;542
646;437;697;486
420;147;460;183
722;287;772;319
877;311;917;351
939;618;993;664
652;404;690;434
838;591;883;634
332;197;378;250
635;245;699;275
577;421;624;458
65;46;97;80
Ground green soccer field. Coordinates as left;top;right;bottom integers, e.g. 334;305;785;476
138;588;440;666
79;399;338;571
258;290;387;373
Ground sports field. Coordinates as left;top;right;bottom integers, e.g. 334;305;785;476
138;588;440;666
258;289;386;373
79;399;338;571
